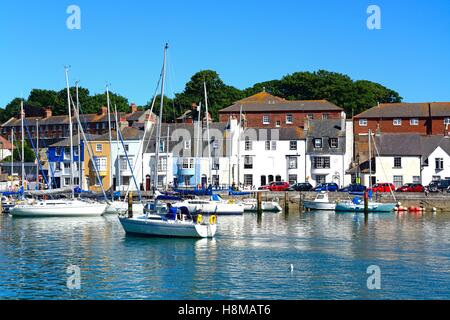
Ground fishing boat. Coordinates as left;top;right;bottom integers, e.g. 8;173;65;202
303;192;336;211
240;198;282;212
10;199;107;217
335;197;395;213
172;194;244;215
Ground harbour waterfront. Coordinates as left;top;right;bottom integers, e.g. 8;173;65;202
1;211;450;300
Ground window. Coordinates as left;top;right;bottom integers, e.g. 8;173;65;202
265;141;270;151
245;138;252;151
184;176;191;186
393;175;403;188
413;176;421;183
394;157;402;168
290;141;297;150
182;158;194;169
315;175;326;184
212;175;220;186
158;157;167;171
313;138;322;149
159;141;165;152
445;118;450;125
212;158;220;170
322;113;329;120
244;156;253;169
55;148;61;156
125;144;129;152
276;120;281;127
184;140;191;149
313;157;330;169
288;156;298;169
271;141;277;150
393;119;402;126
359;119;368;126
436;158;444;170
307;114;314;120
64;177;71;186
96;144;102;152
410;118;419;126
263;115;270;124
288;174;297;185
94;157;107;171
244;174;253;186
102;123;106;129
64;162;70;169
329;138;338;148
120;158;128;171
55;162;61;171
286;114;293;124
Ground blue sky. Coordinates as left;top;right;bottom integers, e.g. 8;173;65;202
0;0;449;107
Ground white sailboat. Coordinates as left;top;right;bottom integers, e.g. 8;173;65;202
240;198;282;212
119;44;217;238
10;67;107;217
172;194;244;215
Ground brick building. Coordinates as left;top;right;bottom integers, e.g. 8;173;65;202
218;92;344;128
0;103;156;145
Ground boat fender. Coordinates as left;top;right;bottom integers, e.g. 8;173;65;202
197;214;203;224
209;215;217;225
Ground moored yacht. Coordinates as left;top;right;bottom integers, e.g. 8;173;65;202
10;199;107;217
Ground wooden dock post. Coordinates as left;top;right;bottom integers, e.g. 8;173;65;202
364;190;369;216
128;191;133;218
257;191;262;214
284;192;289;213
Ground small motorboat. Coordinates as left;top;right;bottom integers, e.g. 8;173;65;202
172;194;244;215
1;196;16;214
335;197;395;213
118;206;217;238
303;192;336;211
240;198;282;212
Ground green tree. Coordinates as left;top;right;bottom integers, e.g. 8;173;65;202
2;141;36;163
145;95;178;122
175;70;245;121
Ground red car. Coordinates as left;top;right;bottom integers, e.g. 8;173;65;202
396;183;425;192
258;181;290;192
370;183;396;193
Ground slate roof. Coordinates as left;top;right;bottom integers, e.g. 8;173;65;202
219;92;343;113
93;127;145;141
354;102;450;119
305;119;347;155
50;134;100;147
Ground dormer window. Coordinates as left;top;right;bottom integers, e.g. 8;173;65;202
314;138;322;149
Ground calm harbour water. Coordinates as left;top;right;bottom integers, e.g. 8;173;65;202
1;210;450;300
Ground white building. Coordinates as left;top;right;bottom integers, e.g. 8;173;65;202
305;117;353;187
420;135;450;185
239;126;306;188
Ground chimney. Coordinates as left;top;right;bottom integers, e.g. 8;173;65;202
340;111;346;132
98;106;107;115
304;116;309;132
130;103;138;113
44;108;52;118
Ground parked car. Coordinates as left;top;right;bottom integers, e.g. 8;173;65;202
396;183;425;192
312;183;339;192
427;179;450;192
370;183;395;193
339;184;366;192
288;182;313;191
258;181;290;192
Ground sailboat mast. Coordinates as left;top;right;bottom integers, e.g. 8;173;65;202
153;43;168;192
237;104;243;189
165;126;170;190
196;102;202;187
106;85;113;196
204;82;212;186
21;100;25;187
114;104;121;196
10;129;14;179
36;119;39;188
76;82;82;188
64;66;75;199
368;128;372;189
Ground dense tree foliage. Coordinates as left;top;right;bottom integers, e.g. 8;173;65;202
2;141;36;163
0;69;402;122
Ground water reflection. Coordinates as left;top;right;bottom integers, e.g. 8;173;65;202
1;210;450;299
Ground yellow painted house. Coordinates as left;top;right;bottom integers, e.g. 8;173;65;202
83;138;112;192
